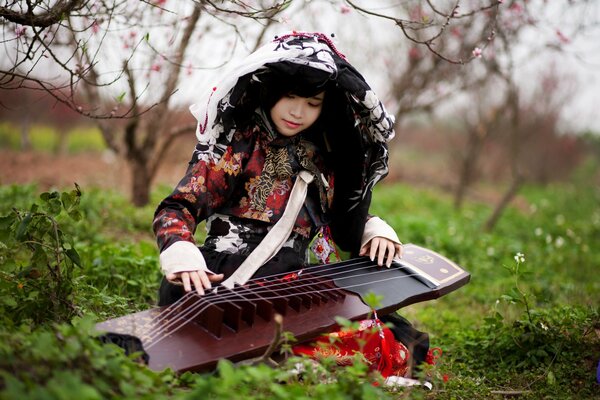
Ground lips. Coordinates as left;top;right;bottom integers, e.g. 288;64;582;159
283;119;301;129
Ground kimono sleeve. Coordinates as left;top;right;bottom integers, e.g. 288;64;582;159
152;135;252;253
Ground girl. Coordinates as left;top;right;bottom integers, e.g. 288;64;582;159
152;32;430;378
154;32;401;302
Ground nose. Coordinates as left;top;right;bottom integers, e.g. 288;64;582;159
289;99;304;119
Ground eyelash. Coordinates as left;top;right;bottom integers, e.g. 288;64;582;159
286;94;322;107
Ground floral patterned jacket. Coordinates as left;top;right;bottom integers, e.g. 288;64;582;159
153;120;335;267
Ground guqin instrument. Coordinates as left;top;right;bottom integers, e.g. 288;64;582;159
96;244;470;373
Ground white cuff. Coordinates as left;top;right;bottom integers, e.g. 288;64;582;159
360;216;401;249
159;241;210;276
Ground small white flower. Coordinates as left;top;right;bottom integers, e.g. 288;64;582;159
486;247;495;256
514;252;525;263
534;227;543;236
555;237;565;248
540;322;548;331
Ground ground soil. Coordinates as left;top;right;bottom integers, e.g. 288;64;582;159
0;149;188;196
0;148;530;211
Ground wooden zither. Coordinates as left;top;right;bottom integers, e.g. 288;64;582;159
96;244;470;373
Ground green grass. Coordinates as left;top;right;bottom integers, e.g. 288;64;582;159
0;181;598;399
0;122;105;153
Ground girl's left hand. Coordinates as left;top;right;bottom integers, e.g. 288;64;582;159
359;236;402;268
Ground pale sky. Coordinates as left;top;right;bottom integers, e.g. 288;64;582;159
181;1;600;134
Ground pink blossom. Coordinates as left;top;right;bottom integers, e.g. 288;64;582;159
15;25;27;38
498;0;504;3
510;3;523;13
555;29;570;44
340;5;351;14
91;20;100;34
409;5;424;21
409;47;421;60
151;63;161;72
472;47;483;58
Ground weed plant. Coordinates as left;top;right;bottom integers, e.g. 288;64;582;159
0;182;598;399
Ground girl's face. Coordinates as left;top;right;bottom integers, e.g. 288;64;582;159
270;92;325;137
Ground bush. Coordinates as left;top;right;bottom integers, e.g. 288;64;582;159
0;317;180;399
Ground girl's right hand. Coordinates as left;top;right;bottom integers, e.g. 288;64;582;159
166;270;224;296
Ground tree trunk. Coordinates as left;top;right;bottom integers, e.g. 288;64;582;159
483;176;523;232
130;156;152;207
20;118;31;151
454;128;485;209
55;128;70;155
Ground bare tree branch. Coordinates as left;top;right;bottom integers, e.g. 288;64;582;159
0;0;85;28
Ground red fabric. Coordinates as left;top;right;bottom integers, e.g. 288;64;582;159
426;347;443;365
292;318;410;378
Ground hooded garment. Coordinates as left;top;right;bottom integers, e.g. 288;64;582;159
186;32;396;251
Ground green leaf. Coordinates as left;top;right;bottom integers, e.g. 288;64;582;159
68;210;83;221
61;191;73;209
116;92;127;103
31;244;49;267
66;248;82;268
547;370;556;385
2;296;18;307
362;291;383;308
15;213;32;239
0;215;16;241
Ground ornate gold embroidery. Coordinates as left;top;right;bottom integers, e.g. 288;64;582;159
250;147;293;212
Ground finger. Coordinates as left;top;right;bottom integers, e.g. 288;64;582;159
359;244;368;256
386;241;395;267
190;271;205;296
395;243;403;259
377;239;387;267
181;272;192;292
199;270;213;291
208;273;224;283
369;238;380;262
166;273;181;285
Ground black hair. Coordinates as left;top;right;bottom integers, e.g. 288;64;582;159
226;65;361;172
230;64;334;130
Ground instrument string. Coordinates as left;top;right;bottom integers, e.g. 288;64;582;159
144;266;424;349
146;258;378;328
144;271;425;349
143;259;403;344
